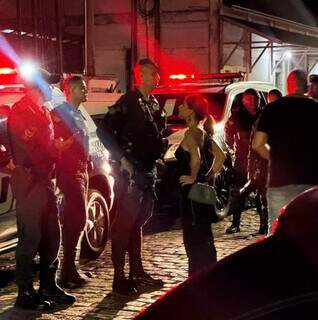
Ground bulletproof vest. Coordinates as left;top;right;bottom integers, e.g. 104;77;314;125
117;90;166;166
8;97;55;175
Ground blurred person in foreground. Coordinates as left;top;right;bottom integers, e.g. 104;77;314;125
135;186;318;320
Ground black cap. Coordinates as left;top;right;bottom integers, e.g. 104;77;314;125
137;58;159;71
38;68;61;84
309;74;318;83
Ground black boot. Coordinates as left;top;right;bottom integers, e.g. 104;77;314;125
39;267;76;305
112;268;138;296
15;287;54;310
226;223;240;234
60;263;88;289
128;226;164;290
259;208;269;235
129;260;163;290
39;284;76;305
226;208;241;234
60;231;88;289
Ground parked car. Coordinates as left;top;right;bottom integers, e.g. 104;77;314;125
153;73;278;217
0;67;114;260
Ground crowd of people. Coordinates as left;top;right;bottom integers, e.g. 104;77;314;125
6;56;318;312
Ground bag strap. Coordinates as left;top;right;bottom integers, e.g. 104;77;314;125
200;134;211;181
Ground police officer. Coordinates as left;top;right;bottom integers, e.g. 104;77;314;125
97;59;166;295
225;88;261;234
51;75;89;289
8;70;75;309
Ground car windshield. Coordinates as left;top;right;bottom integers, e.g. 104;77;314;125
155;92;227;122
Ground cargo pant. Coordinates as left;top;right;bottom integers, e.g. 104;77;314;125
57;168;88;274
111;168;155;274
11;166;60;291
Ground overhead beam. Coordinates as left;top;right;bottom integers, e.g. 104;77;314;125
251;42;270;71
64;10;210;27
222;5;318;39
222;34;244;68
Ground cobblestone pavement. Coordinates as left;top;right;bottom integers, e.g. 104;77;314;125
0;210;262;320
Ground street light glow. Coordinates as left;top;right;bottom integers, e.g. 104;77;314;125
286;51;292;59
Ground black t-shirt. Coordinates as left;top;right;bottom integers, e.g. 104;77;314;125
257;96;318;187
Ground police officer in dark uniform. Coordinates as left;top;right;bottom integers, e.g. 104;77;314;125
97;59;166;295
51;75;90;289
225;88;262;234
8;70;75;310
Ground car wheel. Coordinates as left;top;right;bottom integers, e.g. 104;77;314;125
214;166;231;218
81;189;109;260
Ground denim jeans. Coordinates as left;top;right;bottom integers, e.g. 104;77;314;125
267;184;312;234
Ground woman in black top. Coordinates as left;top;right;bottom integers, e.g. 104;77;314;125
175;95;225;276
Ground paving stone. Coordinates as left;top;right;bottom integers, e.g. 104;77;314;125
0;209;260;320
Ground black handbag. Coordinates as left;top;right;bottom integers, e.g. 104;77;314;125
188;181;217;205
188;138;217;205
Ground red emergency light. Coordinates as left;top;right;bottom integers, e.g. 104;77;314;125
169;74;195;80
0;67;16;75
168;72;244;82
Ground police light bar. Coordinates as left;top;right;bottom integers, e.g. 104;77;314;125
198;72;245;80
168;72;245;82
169;74;195;80
0;67;16;75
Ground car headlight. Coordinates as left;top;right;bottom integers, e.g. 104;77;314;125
214;122;225;133
101;158;112;175
163;143;179;162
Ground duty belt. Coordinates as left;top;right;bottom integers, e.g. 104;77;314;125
15;164;55;179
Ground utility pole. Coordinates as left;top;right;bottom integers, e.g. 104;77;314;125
154;0;161;66
55;0;63;74
244;31;251;79
208;0;221;73
31;0;38;60
84;0;95;76
130;0;138;87
16;0;22;54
